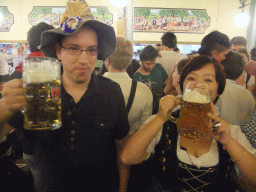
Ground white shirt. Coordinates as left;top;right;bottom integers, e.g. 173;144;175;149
103;72;153;135
156;51;183;77
215;79;255;126
0;49;17;75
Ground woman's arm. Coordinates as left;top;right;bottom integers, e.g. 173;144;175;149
223;137;256;184
120;95;180;165
208;103;256;185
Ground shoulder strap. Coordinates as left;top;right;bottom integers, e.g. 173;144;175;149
246;74;251;89
126;80;137;114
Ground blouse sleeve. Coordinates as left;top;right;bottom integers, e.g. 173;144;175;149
230;124;256;155
144;115;164;160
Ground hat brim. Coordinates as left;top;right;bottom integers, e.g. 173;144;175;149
41;20;116;61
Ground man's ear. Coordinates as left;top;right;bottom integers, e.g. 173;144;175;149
105;58;110;66
211;50;218;57
55;44;61;60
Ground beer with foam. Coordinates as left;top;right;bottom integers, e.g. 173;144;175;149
23;57;62;130
177;85;211;139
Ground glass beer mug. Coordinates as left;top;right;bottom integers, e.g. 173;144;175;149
169;83;211;139
23;57;62;130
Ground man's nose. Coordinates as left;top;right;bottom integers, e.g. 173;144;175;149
78;51;90;63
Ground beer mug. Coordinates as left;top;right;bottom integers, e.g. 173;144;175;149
169;83;211;139
23;57;62;130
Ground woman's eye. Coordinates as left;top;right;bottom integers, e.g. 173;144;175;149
187;77;194;81
205;79;213;82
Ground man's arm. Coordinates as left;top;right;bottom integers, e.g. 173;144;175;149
0;79;26;140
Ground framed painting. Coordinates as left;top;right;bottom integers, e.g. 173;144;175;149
28;6;113;28
0;6;14;32
134;8;211;34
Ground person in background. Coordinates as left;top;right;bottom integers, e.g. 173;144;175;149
104;36;153;192
154;43;162;51
235;48;256;96
216;50;255;126
230;36;247;51
241;109;256;149
0;43;17;83
171;58;188;96
157;32;183;96
98;58;141;79
198;30;230;62
173;47;180;54
121;55;256;192
10;22;55;80
0;0;129;191
156;32;183;77
11;44;27;74
134;45;168;114
250;47;256;61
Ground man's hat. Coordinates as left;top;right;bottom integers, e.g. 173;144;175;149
41;0;116;61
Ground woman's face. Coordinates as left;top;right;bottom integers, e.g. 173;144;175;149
183;63;219;102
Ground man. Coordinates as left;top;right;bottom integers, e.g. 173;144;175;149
10;22;54;80
198;30;230;62
154;43;162;51
156;32;183;77
104;36;153;192
0;43;17;82
11;44;27;74
0;1;129;191
231;36;247;51
134;45;168;114
216;50;255;126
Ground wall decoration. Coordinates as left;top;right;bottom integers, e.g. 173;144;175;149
134;8;211;34
0;7;14;32
28;6;113;28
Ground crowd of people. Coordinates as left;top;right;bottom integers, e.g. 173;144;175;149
0;0;256;191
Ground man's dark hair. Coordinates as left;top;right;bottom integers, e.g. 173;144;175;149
155;43;161;47
221;50;246;80
198;31;230;56
139;45;161;61
237;48;250;60
161;32;177;49
250;47;256;61
27;22;54;52
231;36;247;47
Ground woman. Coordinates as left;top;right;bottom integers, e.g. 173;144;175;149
121;56;256;192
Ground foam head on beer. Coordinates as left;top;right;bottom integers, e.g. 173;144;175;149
23;60;60;84
183;84;210;104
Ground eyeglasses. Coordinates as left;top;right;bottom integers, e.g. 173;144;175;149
60;45;100;56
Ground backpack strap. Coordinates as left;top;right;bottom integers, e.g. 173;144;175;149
246;73;251;89
126;80;137;114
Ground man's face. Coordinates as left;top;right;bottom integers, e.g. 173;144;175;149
56;27;98;84
155;45;162;51
211;49;229;62
17;45;23;53
231;44;245;51
2;46;6;53
142;58;156;72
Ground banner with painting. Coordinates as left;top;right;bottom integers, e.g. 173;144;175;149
0;7;14;32
134;8;211;34
28;6;113;28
